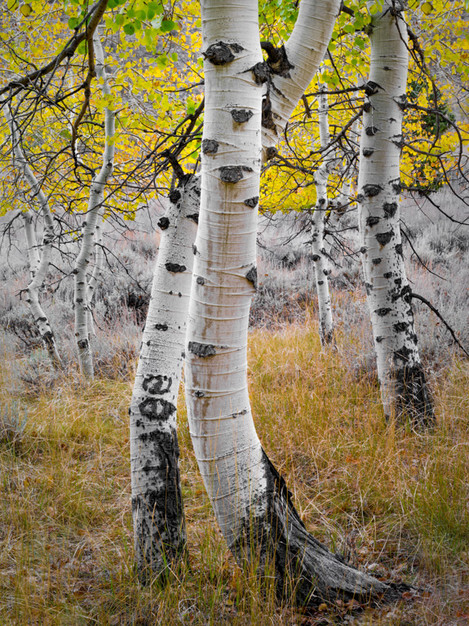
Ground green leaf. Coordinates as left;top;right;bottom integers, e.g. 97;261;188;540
123;22;135;35
160;19;176;32
68;16;79;29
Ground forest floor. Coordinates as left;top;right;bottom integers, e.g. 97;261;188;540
1;311;468;625
1;187;468;624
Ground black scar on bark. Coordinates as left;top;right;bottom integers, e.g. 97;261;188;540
396;94;407;110
365;80;382;96
393;363;435;428
196;276;205;285
395;243;403;256
187;213;199;223
372;258;382;265
363;184;382;197
188;342;216;358
262;94;277;132
401;284;412;303
203;41;244;65
360;247;367;254
376;336;384;343
165;262;186;273
384;272;393;279
192;244;197;255
251;61;270;84
219;166;244;183
366;126;379;136
133;426;186;583
392;181;401;194
158;216;170;230
246;266;257;290
318;280;324;286
376;230;394;246
142;374;172;395
261;42;295;77
363;148;374;157
155;323;168;331
231;448;400;606
194;390;205;397
365;282;373;294
376;307;391;316
366;216;380;227
383;202;398;218
311;254;320;262
231;109;253;123
138;397;177;421
202;139;219;154
244;196;259;208
363;101;372;113
77;338;88;350
169;189;181;204
393;321;408;332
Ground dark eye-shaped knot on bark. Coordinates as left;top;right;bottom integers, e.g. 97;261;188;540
383;202;398;218
165;262;186;273
142;374;172;395
202;139;219;155
188;342;217;358
376;230;394;246
169;189;181;204
244;196;259;208
158;216;170;230
203;41;244;65
231;109;253;123
219;166;252;183
363;184;382;197
366;216;380;227
365;126;379;136
365;80;382;96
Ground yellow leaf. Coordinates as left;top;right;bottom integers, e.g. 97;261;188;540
20;3;32;15
421;2;433;14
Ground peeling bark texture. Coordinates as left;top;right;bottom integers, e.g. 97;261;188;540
262;0;341;154
74;32;115;379
357;0;434;427
4;108;62;368
130;175;200;582
185;0;389;605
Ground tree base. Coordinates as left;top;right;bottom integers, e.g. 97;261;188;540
232;449;403;606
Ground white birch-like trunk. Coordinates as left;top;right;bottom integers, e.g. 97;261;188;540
184;0;392;604
4;108;62;367
357;0;433;426
312;77;334;345
86;210;104;338
130;176;200;580
73;32;115;379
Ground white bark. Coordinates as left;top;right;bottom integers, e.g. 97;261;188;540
312;74;334;345
261;0;341;155
86;211;104;338
4;107;62;367
130;176;200;580
74;32;115;379
184;0;391;603
357;0;433;426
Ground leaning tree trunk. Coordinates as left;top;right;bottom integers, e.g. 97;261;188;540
184;0;391;604
311;74;334;345
357;0;434;427
4;107;62;367
74;31;115;379
130;176;200;581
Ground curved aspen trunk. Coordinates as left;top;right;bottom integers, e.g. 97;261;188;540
130;176;200;581
185;0;390;604
74;32;115;379
312;80;334;345
4;108;62;367
357;1;434;427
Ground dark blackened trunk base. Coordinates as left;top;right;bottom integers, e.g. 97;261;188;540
232;449;405;606
319;326;334;347
393;363;435;429
133;426;187;584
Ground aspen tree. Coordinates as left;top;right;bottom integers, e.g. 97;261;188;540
312;70;334;345
4;107;62;367
130;176;200;580
184;0;392;603
357;0;434;426
73;31;115;378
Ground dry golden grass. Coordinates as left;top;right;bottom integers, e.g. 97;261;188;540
0;313;468;624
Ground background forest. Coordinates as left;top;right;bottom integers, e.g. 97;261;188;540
0;0;468;623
